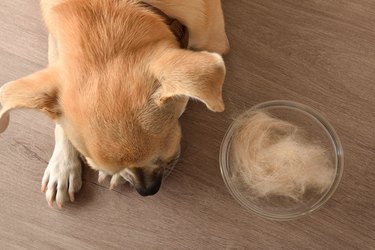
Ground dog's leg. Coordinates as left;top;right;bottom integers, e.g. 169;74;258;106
48;34;58;64
41;26;81;208
41;124;82;208
40;0;61;27
144;0;230;54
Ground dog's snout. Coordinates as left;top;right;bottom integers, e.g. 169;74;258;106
135;180;162;196
132;167;164;197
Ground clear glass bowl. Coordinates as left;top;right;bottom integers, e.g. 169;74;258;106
220;100;344;220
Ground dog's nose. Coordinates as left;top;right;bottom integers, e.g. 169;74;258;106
132;167;164;197
135;178;162;196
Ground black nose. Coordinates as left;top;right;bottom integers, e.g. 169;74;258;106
135;179;162;196
132;167;164;197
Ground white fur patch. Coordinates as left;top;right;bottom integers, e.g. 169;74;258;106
98;169;134;189
41;125;82;208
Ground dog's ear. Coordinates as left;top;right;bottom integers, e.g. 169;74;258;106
0;68;61;133
150;49;226;112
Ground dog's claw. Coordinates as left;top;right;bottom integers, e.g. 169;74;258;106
69;192;75;202
47;192;54;208
41;184;47;193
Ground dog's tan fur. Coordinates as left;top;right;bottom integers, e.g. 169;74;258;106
0;0;228;204
143;0;229;54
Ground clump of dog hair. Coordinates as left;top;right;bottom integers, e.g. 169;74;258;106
230;111;334;201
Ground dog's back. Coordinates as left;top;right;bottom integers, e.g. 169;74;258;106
52;1;177;63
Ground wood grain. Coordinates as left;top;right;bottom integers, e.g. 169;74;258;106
1;0;375;249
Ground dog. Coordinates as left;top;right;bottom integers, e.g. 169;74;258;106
0;0;229;208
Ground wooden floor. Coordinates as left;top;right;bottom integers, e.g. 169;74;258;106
1;0;375;249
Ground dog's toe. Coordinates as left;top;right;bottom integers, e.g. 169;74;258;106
69;173;82;201
109;174;126;189
98;171;109;183
45;183;56;208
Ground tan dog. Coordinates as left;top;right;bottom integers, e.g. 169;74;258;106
0;0;229;208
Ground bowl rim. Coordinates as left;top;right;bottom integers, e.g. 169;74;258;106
219;100;344;221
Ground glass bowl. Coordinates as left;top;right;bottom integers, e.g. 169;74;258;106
220;100;344;220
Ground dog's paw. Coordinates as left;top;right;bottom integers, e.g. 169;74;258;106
41;155;82;208
98;170;132;189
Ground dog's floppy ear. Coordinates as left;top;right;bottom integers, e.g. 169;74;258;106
0;68;60;133
150;49;226;112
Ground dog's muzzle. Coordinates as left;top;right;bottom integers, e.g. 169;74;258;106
131;152;180;196
131;167;164;197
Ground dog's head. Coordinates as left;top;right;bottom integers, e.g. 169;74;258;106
0;3;226;196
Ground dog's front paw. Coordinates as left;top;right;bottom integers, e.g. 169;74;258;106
98;170;132;189
41;155;82;208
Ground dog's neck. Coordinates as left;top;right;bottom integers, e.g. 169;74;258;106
139;2;189;49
